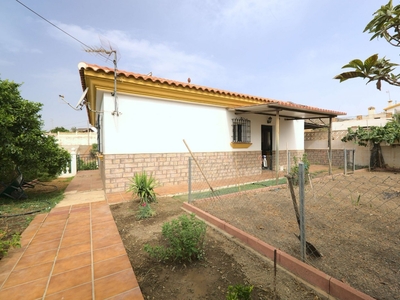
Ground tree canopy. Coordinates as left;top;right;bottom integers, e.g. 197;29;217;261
0;78;71;181
335;0;400;90
341;116;400;168
50;126;69;133
341;116;400;146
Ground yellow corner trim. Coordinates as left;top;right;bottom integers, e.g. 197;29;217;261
230;142;252;149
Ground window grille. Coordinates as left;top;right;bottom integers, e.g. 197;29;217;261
232;117;251;143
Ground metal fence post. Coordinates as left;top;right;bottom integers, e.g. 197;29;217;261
188;157;192;203
299;162;306;262
344;149;348;175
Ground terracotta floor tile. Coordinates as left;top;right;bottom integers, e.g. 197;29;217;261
39;219;67;229
106;287;144;300
66;217;90;226
94;255;132;279
70;203;90;210
63;225;90;238
94;268;139;299
34;227;64;240
91;214;114;224
50;206;71;213
0;250;24;274
92;225;119;238
60;231;90;247
93;243;126;263
45;212;69;223
30;231;62;245
0;272;9;288
15;248;58;270
52;252;91;275
29;213;48;225
46;265;91;295
23;239;61;256
45;282;92;300
57;241;91;260
0;277;48;300
91;207;112;216
90;201;108;208
92;220;117;232
3;261;53;288
92;232;122;250
21;227;40;245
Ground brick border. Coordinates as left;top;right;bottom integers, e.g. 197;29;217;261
182;202;374;300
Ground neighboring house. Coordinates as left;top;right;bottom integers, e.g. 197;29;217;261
78;62;345;194
305;105;400;168
384;100;400;115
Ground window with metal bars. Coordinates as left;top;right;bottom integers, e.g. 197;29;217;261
232;117;251;143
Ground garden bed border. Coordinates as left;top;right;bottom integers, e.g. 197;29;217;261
182;202;374;300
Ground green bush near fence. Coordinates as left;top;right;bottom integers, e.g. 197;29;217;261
77;157;98;171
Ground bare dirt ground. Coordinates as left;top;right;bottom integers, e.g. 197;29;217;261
189;171;399;300
110;197;324;300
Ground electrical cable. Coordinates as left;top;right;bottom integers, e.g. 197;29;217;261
15;0;109;60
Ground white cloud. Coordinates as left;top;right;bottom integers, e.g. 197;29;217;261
47;22;225;84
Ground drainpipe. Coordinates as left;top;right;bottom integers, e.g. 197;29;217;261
275;110;280;183
328;117;332;175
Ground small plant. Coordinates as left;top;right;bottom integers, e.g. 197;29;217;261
137;202;156;220
0;230;21;258
226;284;254;300
290;153;310;185
127;171;157;204
144;213;206;262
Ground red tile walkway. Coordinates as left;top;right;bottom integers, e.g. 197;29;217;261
0;171;143;300
0;165;341;299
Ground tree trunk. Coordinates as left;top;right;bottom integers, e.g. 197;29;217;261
370;143;385;169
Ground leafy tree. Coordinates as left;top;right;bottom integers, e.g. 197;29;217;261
341;115;400;168
335;1;400;90
0;78;71;182
50;126;69;133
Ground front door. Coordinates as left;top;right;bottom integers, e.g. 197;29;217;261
261;125;273;170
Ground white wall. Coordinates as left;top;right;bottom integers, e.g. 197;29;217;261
50;132;97;146
99;93;305;154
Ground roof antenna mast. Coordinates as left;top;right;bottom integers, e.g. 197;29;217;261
85;43;121;116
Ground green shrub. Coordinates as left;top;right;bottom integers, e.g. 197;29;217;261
226;284;254;300
0;231;21;258
127;171;157;204
289;153;310;185
137;203;156;220
144;214;206;262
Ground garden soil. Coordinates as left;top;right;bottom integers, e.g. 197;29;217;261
110;197;324;300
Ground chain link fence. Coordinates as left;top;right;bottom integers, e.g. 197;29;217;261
183;154;399;300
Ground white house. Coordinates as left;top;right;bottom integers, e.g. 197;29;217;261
78;62;345;194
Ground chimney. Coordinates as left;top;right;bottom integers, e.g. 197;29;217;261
388;100;393;106
368;106;376;115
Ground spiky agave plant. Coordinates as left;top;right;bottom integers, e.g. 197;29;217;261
127;171;157;204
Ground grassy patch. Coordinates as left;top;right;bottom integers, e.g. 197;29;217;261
0;177;72;216
0;177;72;259
175;178;287;201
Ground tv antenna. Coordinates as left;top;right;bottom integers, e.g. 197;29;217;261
85;42;121;116
59;87;89;111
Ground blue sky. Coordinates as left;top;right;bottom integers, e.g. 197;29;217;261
2;0;399;130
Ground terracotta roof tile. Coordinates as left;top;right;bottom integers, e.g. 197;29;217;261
78;62;346;116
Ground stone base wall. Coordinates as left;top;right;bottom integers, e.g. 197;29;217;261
102;151;262;194
101;150;307;194
305;149;346;166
